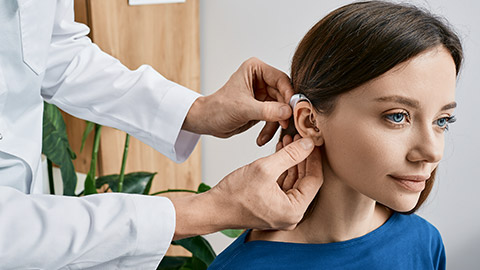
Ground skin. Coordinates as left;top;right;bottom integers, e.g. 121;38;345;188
249;45;457;244
182;57;293;144
171;58;324;240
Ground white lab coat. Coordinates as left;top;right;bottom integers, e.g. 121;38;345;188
0;0;201;269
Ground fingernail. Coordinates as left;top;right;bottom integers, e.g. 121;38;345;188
299;138;314;150
279;105;291;118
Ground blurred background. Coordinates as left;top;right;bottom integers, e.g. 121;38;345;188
199;1;480;269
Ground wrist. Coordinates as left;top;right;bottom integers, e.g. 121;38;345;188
171;190;232;240
182;96;207;135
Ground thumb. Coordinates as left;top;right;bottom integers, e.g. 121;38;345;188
289;147;323;209
262;138;315;179
247;100;292;122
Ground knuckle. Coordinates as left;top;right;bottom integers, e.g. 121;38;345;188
271;206;302;230
287;210;302;224
244;57;262;70
277;216;300;230
284;224;298;231
261;104;274;119
247;57;260;64
283;144;303;162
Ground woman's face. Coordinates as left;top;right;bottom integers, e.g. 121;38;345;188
319;46;457;212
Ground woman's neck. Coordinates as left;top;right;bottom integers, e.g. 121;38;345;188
248;169;391;244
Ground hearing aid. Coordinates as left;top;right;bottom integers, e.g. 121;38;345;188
289;93;319;131
289;93;309;108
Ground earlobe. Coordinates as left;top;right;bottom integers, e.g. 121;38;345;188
293;103;324;146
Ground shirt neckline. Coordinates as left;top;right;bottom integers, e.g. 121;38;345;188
241;212;400;250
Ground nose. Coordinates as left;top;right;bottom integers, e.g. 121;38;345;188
406;125;444;164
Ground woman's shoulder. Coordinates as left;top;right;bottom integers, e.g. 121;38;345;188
208;230;266;270
394;213;443;240
208;230;250;270
391;212;445;264
393;213;446;268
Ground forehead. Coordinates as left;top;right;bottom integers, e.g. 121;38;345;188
344;46;457;109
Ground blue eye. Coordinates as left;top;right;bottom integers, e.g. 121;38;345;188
435;115;456;130
386;112;408;123
437;118;447;127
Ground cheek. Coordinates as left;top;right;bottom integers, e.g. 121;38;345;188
323;120;404;190
322;119;422;211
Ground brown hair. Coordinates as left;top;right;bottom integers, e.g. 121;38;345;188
284;0;463;214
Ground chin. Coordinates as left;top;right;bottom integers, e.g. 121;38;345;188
380;193;421;213
389;204;416;213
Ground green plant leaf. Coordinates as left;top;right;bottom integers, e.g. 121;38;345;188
178;264;192;270
84;124;102;196
83;173;97;195
220;229;244;238
191;256;208;269
80;121;95;153
196;183;211;194
172;236;216;266
180;257;207;270
143;174;154;195
157;256;190;270
42;102;77;196
59;160;77;195
95;172;156;194
156;256;208;270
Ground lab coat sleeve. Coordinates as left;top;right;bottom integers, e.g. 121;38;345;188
0;186;175;269
41;0;201;163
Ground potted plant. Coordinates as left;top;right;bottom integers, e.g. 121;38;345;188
42;102;242;269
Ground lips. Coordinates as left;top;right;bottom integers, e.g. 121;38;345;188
389;175;429;192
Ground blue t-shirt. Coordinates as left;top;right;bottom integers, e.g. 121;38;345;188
209;213;445;269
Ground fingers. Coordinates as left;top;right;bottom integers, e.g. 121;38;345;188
281;135;297;190
247;100;292;123
238;58;294;139
246;58;294;122
256;121;280;146
249;58;294;104
287;146;323;210
305;145;324;181
261;137;314;180
203;57;293;140
279;119;289;129
295;136;307;185
276;141;287;187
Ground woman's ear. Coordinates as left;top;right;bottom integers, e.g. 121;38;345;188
293;102;324;146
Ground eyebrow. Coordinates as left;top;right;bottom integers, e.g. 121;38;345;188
374;95;457;111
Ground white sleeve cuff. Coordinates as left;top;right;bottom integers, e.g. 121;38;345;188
132;195;175;260
152;81;201;163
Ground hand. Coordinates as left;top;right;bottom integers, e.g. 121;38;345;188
276;134;323;192
182;57;294;146
171;137;324;240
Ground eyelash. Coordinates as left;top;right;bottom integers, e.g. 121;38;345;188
384;111;457;131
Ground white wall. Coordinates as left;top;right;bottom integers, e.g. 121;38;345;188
200;0;480;268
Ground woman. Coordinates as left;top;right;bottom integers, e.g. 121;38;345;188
208;1;462;269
